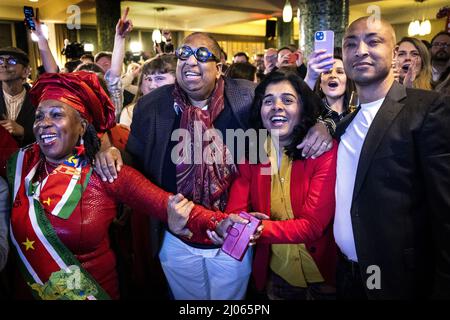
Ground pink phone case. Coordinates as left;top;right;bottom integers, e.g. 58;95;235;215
221;212;261;261
314;30;334;69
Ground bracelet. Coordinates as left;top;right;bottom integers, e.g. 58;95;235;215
317;118;335;137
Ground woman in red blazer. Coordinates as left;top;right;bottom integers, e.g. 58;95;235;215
201;69;338;300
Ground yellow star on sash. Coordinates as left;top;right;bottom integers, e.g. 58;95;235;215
67;156;78;166
43;197;51;206
22;238;35;251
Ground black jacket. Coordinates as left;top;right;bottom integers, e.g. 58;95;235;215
335;81;450;299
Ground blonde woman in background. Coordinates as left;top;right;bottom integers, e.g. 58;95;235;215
395;37;432;90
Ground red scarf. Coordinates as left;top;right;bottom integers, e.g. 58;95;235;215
173;77;237;211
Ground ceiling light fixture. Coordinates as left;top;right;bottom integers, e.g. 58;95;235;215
130;41;142;54
282;0;293;23
152;29;162;44
84;43;94;52
408;0;432;36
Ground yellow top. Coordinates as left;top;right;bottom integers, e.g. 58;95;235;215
268;140;323;287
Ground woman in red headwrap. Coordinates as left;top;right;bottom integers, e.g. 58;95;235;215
6;71;221;300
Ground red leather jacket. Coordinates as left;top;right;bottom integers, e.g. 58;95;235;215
186;144;338;291
226;144;338;290
42;165;170;299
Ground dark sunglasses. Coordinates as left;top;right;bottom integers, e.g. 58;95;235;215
0;56;19;66
176;45;219;63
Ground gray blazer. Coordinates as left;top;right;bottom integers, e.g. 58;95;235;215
126;77;256;255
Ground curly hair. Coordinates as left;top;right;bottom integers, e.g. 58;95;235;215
249;68;323;161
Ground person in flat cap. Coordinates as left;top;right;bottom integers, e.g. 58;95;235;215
6;71;217;300
0;47;35;147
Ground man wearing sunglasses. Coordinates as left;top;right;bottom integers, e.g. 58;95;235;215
96;32;256;300
95;32;332;300
0;47;35;147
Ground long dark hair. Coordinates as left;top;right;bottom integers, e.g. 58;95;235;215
313;54;355;111
250;68;322;160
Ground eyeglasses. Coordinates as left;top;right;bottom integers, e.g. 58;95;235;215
0;56;18;66
175;45;219;63
432;42;450;49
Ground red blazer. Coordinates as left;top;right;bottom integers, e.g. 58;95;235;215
225;144;338;291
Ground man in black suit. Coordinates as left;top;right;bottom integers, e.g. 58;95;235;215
334;17;450;299
0;47;35;146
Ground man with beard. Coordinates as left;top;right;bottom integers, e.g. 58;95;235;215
334;17;450;299
430;31;450;88
0;47;35;146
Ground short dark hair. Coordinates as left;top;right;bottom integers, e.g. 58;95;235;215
183;32;221;62
225;62;256;81
75;62;104;74
80;53;95;62
64;60;82;73
233;52;249;62
277;46;294;54
431;31;450;44
94;51;112;63
250;69;322;160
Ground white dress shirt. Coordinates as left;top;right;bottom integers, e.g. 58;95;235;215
334;97;385;262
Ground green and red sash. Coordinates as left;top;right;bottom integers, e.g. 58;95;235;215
7;144;110;300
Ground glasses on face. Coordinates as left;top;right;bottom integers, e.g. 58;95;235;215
175;45;219;63
432;42;450;49
0;56;18;66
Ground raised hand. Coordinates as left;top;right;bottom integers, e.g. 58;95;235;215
116;7;133;38
304;49;335;89
403;58;418;88
294;49;304;67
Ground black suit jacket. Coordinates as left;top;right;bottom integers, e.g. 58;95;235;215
336;81;450;299
0;85;36;147
126;78;256;255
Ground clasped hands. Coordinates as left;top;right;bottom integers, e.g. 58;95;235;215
167;193;267;246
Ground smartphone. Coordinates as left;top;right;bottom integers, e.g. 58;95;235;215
221;212;261;261
24;6;36;31
314;30;334;69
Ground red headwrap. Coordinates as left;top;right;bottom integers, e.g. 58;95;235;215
29;71;115;133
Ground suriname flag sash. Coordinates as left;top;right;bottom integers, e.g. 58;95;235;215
7;144;110;300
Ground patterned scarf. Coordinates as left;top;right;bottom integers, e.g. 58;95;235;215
173;77;237;211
